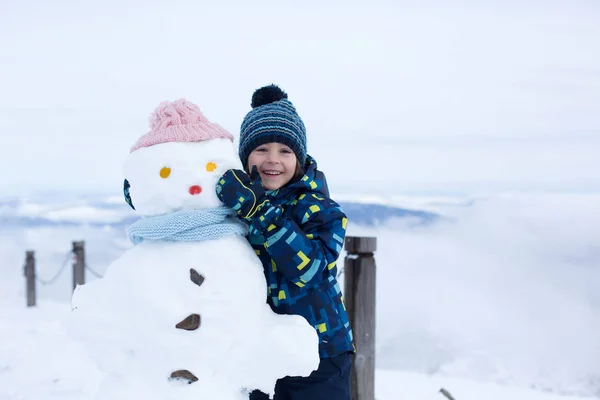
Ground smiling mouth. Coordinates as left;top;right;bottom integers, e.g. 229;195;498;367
262;171;282;177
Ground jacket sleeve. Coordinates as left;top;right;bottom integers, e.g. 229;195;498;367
250;193;348;287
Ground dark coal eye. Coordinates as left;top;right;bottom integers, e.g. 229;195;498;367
123;179;135;210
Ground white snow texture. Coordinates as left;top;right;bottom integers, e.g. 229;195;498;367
68;132;319;399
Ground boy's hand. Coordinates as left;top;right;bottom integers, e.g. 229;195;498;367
216;166;268;221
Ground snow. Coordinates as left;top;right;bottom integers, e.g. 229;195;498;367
34;206;123;224
376;369;593;400
0;299;595;400
2;192;599;399
69;238;318;400
335;193;474;215
3;201;131;225
0;300;103;400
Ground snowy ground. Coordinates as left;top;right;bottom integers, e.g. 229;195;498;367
1;192;599;399
0;300;593;400
0;302;585;400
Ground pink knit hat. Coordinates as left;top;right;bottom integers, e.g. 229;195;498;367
130;99;234;153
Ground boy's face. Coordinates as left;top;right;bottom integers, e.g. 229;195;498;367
247;142;297;190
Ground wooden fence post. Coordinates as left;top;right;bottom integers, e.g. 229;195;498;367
24;250;36;307
72;241;85;291
344;236;377;400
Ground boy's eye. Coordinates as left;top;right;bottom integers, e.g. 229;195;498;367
281;149;292;154
256;148;267;153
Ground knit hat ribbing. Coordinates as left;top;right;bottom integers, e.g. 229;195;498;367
239;85;307;169
130;99;233;153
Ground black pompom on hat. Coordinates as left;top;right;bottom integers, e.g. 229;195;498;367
251;84;288;108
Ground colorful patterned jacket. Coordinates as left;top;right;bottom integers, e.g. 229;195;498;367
246;155;355;359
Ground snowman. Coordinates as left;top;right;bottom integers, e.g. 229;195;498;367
69;99;319;400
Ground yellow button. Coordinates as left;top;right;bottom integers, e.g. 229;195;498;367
160;167;171;178
206;162;217;172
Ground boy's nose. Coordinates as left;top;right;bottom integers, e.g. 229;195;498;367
265;153;280;163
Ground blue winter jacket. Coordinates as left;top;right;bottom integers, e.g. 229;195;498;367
247;155;355;358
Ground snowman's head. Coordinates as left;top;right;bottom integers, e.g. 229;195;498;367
123;100;240;216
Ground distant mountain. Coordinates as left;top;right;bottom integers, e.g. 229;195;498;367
0;199;440;229
339;202;439;227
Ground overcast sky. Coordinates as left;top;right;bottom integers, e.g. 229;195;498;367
1;0;599;197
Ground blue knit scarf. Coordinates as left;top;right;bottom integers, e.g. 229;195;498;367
127;207;248;245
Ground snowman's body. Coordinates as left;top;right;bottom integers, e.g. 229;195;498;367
73;237;317;400
69;109;319;400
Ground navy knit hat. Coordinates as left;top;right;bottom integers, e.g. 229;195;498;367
239;84;307;169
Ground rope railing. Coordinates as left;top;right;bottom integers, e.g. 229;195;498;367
34;250;74;285
85;263;104;279
23;241;103;307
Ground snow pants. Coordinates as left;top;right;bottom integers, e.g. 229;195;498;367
249;352;352;400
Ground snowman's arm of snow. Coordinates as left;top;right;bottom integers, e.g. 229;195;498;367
257;312;320;384
254;197;347;287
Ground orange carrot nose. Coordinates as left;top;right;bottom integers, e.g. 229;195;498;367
189;185;202;195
